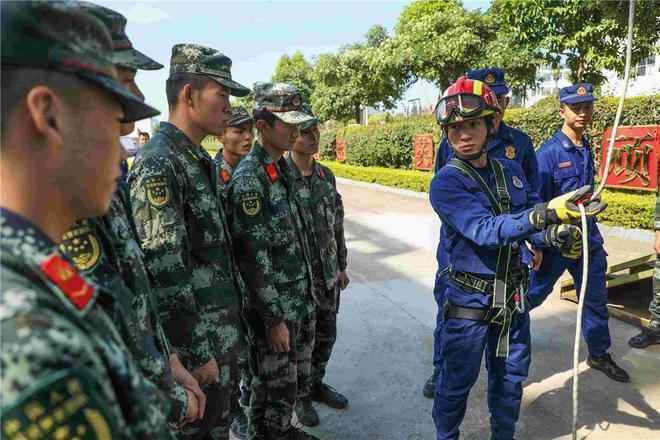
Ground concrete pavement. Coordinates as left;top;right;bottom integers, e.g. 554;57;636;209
302;179;660;440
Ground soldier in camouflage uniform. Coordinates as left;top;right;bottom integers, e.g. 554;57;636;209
214;105;255;440
285;104;350;428
228;83;319;440
0;2;167;438
629;191;660;347
129;43;250;440
60;3;205;433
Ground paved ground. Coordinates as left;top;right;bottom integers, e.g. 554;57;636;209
301;179;660;440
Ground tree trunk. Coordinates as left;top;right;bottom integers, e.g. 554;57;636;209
354;103;361;124
577;51;584;83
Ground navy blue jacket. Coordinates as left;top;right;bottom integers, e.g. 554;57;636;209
435;122;539;192
535;129;604;248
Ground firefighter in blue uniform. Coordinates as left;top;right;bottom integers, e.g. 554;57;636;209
423;68;539;399
527;84;630;382
429;77;604;440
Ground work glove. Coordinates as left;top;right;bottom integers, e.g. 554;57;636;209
529;185;606;229
544;224;583;259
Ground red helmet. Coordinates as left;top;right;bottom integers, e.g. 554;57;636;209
434;76;501;125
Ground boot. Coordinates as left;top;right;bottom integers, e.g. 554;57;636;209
628;328;660;348
309;383;348;409
423;368;439;399
295;397;320;427
586;353;630;382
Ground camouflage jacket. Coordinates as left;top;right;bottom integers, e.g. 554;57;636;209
129;122;246;369
284;157;347;308
59;182;187;427
0;209;169;439
214;148;235;202
228;141;315;328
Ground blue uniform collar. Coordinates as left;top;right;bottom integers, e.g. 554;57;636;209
488;122;512;152
554;129;590;152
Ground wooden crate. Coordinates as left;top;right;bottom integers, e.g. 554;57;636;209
560;254;655;328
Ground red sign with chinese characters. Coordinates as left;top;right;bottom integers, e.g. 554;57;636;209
336;136;346;162
601;126;659;191
413;135;435;171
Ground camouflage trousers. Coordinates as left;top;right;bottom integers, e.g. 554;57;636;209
650;255;660;331
179;360;239;440
247;312;315;439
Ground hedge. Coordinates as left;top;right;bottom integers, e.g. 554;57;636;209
320;94;660;172
322;160;655;230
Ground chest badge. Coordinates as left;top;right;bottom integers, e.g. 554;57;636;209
505;146;516;159
241;192;261;217
145;176;171;208
558;161;572;168
512;176;524;189
60;222;101;271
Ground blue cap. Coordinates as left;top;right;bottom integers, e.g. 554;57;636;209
467;68;509;95
559;83;598;104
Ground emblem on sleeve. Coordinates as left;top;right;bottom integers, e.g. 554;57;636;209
512;176;524;189
505;146;516;159
60;222;101;271
145;176;171;208
241;192;261;217
41;255;95;311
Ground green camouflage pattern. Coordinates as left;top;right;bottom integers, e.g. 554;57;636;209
299;103;320;131
0;211;170;439
59;183;187;429
169;43;249;96
214;149;236;203
285;157;348;309
0;1;159;122
78;2;163;70
253;82;314;124
227;105;253;127
129;121;247;437
228;141;315;327
310;299;339;388
652;192;660;330
247;313;315;438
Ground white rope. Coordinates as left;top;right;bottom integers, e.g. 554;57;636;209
572;2;635;438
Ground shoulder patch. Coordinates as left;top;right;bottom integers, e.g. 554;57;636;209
241;192;261;217
512;175;524;189
1;369;114;440
145;176;171;208
41;255;94;311
60;221;101;271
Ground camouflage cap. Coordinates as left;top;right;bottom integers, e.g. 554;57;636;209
299;103;319;130
227;106;253;127
169;44;249;97
1;1;160;123
78;2;163;71
253;82;314;125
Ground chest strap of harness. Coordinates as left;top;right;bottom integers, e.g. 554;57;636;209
446;158;527;358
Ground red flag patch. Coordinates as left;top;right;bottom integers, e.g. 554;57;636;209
318;167;325;179
558;162;572;168
220;168;231;184
41;254;94;310
266;163;279;182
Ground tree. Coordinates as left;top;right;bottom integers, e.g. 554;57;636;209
500;0;660;85
391;0;494;90
271;52;315;103
312;44;410;122
230;90;254;114
365;24;389;48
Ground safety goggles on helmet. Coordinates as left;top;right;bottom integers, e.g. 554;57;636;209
434;77;501;125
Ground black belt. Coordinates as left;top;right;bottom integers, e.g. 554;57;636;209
448;268;528;295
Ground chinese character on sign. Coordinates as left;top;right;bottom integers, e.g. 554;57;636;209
601;126;659;191
413;135;434;171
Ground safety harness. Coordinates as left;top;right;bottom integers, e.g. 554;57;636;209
445;157;528;358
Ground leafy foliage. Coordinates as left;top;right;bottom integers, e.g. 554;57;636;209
272;52;315;103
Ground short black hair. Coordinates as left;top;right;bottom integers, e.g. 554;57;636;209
252;108;278;128
139;132;150;139
165;73;212;109
1;67;83;141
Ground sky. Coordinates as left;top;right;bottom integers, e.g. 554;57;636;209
97;0;492;121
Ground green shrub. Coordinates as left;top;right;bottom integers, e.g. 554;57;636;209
319;95;659;171
322;160;656;230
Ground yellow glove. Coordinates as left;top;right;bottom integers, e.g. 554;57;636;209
544;224;583;259
530;186;607;229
